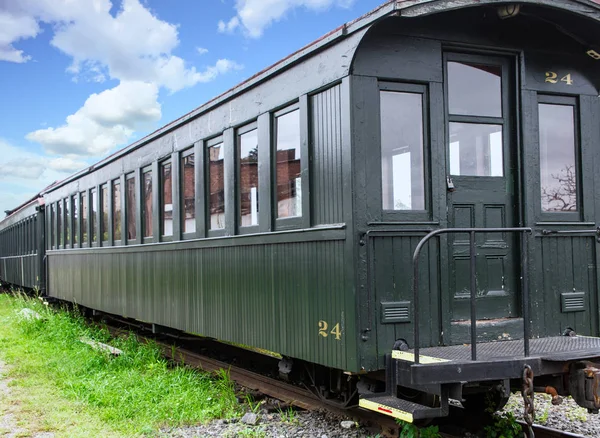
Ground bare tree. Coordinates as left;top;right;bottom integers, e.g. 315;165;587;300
541;165;577;211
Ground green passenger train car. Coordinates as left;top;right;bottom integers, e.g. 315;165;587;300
2;0;600;422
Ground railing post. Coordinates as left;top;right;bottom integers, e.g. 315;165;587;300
521;232;531;357
470;231;477;361
413;245;421;364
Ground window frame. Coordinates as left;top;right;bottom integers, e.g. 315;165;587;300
206;135;226;238
180;147;197;240
100;184;109;246
142;166;154;243
378;81;431;221
72;193;79;249
81;190;89;248
112;178;122;246
160;159;174;242
273;103;304;230
236;121;260;235
535;94;581;222
125;173;137;245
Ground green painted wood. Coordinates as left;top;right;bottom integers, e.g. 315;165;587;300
47;236;356;372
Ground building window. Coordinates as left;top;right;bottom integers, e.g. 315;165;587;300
449;123;503;177
208;141;225;230
161;162;173;237
143;170;153;238
72;195;78;246
126;176;136;240
380;91;425;211
539;101;578;212
81;192;88;245
101;185;109;242
91;189;98;243
275;109;301;219
113;180;122;241
181;152;196;234
238;127;259;227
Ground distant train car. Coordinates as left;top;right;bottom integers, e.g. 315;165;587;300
0;196;45;291
2;0;600;423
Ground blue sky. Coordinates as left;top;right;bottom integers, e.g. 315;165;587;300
0;0;384;216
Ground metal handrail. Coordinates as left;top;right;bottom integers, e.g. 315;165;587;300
412;227;533;364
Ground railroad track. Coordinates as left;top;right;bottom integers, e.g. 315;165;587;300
102;321;586;438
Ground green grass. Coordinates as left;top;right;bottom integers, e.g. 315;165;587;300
0;291;241;437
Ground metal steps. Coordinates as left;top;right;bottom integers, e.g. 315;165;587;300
359;393;447;422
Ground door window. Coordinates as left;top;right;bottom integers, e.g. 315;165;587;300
449;123;503;176
448;62;502;117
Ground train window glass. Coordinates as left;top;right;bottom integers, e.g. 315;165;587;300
143;170;153;238
181;152;196;234
449;123;503;177
208;142;225;230
238;128;259;227
380;91;425;211
126;176;136;240
276;109;302;219
161;162;173;237
539;103;578;212
448;62;502;117
72;195;78;246
113;180;122;241
57;201;62;248
81;192;88;245
91;188;98;243
101;185;109;243
65;199;70;247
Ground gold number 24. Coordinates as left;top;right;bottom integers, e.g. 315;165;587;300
318;320;342;340
545;71;573;85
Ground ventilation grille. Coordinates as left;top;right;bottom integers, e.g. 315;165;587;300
380;301;411;324
561;292;586;313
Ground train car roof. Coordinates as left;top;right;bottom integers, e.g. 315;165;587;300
29;0;600;196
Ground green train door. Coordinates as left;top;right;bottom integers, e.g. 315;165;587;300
444;53;520;339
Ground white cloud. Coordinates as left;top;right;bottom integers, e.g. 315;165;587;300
27;81;161;156
218;16;241;34
196;47;208;55
0;0;244;160
0;11;39;62
221;0;355;38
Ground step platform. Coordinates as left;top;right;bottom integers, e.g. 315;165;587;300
393;336;600;385
359;393;445;422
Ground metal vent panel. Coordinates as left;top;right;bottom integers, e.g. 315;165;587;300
381;301;411;324
561;292;586;313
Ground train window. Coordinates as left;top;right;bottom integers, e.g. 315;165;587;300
101;185;109;243
449;123;503;177
161;162;173;237
208;141;225;230
113;180;122;242
143;170;153;238
275;108;302;219
91;188;98;244
81;192;88;246
448;62;502;118
57;201;62;248
72;195;79;246
238;126;259;227
126;176;136;240
65;198;70;247
181;151;196;234
380;90;425;211
538;100;578;212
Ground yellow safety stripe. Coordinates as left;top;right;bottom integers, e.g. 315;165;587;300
391;350;450;363
359;399;414;423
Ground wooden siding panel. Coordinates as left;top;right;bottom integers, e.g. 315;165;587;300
311;85;344;225
46;237;354;371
